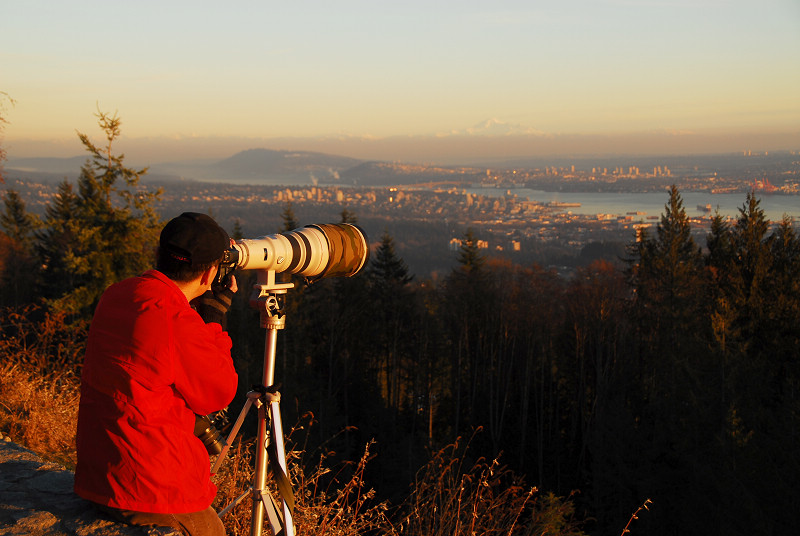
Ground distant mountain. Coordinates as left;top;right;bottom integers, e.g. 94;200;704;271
153;148;363;185
5;156;88;182
4;149;487;188
6;149;365;186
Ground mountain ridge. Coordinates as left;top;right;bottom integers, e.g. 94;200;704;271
6;148;366;186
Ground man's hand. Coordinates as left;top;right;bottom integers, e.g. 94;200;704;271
195;275;237;326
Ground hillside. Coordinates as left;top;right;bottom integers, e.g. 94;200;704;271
6;148;363;186
169;148;362;184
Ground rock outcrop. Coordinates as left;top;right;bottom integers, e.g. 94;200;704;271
0;436;179;536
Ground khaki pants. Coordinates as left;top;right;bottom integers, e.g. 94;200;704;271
95;503;226;536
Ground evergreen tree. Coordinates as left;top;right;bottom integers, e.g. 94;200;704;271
442;227;492;438
719;193;775;380
280;202;299;231
37;110;162;319
368;230;413;289
366;231;414;410
455;227;486;275
706;211;742;374
339;208;358;224
625;186;712;533
360;230;422;485
730;192;773;327
629;185;707;364
34;181;82;301
705;210;742;467
231;219;244;240
716;193;799;534
769;216;800;333
0;189;41;305
707;211;734;270
1;189;40;242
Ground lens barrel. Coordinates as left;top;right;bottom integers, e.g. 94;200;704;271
306;223;370;278
230;223;369;279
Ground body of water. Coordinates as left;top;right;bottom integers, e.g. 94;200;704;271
467;188;799;222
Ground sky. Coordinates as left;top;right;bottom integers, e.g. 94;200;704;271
2;0;799;164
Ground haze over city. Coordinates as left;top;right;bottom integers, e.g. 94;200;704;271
2;0;799;166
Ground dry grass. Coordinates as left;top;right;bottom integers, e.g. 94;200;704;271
0;361;79;469
397;430;586;536
212;418;396;535
210;424;589;536
0;305;87;374
0;305;84;469
0;305;589;535
0;361;590;535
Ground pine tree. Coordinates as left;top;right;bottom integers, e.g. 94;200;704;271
730;192;773;323
707;211;734;275
339;208;358;224
629;185;705;350
706;212;741;359
0;189;41;305
366;231;414;411
37;110;162;319
280;202;299;232
712;194;800;536
1;190;40;242
34;180;81;300
769;216;800;317
625;186;712;533
369;230;413;289
231;219;244;240
766;214;800;397
456;227;486;275
442;227;492;438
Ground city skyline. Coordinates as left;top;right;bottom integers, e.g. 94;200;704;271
2;0;799;164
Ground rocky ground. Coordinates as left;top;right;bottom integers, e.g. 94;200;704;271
0;434;179;536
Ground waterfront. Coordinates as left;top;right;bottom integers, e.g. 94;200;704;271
468;188;800;221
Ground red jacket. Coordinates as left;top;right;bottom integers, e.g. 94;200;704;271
74;270;238;514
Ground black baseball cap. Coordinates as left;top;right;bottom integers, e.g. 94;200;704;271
159;212;230;268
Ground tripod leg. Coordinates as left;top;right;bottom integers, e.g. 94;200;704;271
268;399;294;536
257;488;285;535
250;399;271;536
218;488;252;518
250;395;295;536
212;394;257;476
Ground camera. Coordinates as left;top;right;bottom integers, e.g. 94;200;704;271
194;414;225;455
215;223;369;285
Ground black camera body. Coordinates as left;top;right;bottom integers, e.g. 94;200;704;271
214;248;239;287
194;414;226;455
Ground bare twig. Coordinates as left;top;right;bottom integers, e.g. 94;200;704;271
621;498;653;535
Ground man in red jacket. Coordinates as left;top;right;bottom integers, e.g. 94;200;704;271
75;212;239;536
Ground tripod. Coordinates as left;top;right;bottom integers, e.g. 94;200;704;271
212;269;296;536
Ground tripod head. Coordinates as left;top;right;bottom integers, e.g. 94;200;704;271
248;269;293;330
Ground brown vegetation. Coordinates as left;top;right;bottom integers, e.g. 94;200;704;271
0;353;588;535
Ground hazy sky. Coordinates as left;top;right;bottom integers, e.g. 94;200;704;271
2;0;799;163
